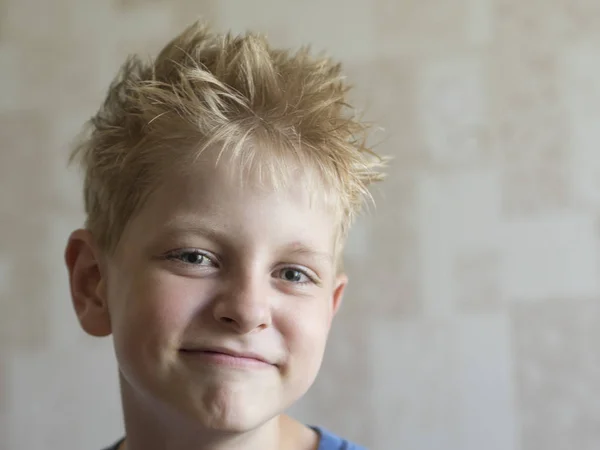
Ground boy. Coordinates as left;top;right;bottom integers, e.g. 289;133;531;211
65;21;384;450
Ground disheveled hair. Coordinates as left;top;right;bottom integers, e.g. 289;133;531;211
71;21;386;254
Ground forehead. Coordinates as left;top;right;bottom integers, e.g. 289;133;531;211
120;146;339;253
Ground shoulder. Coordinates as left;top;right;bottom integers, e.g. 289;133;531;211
313;426;368;450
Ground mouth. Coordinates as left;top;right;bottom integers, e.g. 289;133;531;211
179;347;274;369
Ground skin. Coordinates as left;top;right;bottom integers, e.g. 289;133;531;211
65;150;347;450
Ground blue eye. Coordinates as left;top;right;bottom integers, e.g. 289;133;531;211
277;268;313;284
168;250;216;266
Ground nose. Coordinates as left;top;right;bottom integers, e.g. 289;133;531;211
212;271;272;334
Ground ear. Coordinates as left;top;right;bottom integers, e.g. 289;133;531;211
331;273;348;317
64;229;112;337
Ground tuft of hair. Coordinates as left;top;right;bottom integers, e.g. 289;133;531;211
70;21;386;254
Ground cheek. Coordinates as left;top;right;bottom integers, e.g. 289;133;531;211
110;270;211;364
278;298;333;375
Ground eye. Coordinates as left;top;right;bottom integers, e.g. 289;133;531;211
167;250;217;267
275;267;313;284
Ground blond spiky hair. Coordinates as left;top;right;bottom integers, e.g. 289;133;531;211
71;21;385;254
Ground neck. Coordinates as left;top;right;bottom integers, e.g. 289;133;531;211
118;378;317;450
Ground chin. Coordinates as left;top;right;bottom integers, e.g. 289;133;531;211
187;399;277;433
177;383;282;433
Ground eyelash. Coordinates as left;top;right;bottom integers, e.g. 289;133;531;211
165;250;317;285
274;267;316;285
166;249;218;267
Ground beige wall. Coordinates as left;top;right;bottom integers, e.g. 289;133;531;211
2;0;599;449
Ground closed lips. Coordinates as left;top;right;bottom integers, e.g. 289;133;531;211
180;347;273;365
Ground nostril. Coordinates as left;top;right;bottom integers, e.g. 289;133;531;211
220;317;235;324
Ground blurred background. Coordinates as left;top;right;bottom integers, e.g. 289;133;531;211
2;0;600;449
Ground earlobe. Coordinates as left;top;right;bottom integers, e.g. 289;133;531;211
64;229;112;337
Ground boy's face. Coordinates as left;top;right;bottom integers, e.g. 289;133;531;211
70;149;346;432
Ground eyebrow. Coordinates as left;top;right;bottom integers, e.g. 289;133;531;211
283;243;333;264
160;220;225;239
158;220;332;263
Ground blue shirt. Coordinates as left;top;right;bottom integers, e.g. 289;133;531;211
314;426;366;449
102;427;366;450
